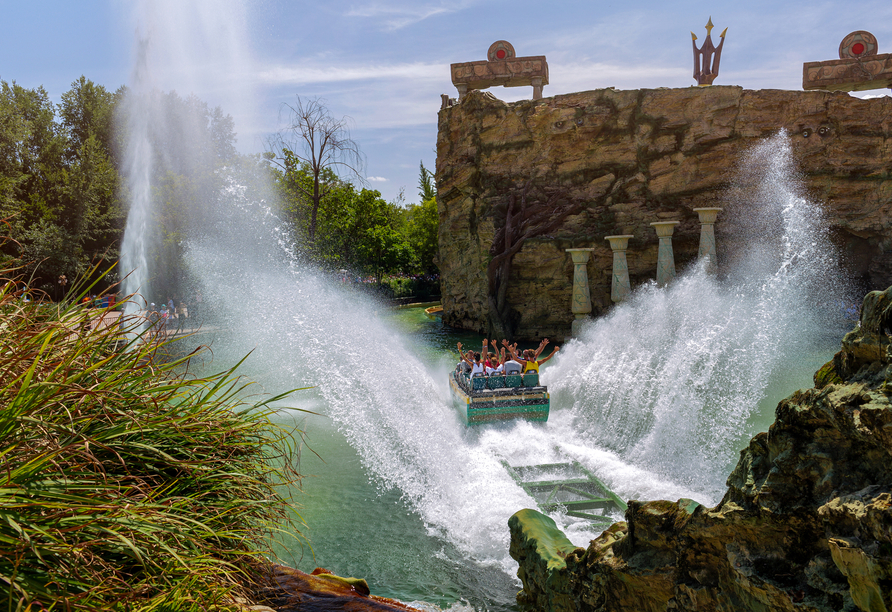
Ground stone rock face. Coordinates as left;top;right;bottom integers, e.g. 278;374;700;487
507;289;892;611
259;565;423;611
436;87;892;340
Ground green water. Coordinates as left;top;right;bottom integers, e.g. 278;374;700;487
269;307;519;611
272;408;518;611
264;305;844;611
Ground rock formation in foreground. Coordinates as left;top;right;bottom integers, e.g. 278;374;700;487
256;565;423;612
436;87;892;340
509;288;892;611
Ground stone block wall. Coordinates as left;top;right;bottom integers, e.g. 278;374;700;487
435;86;892;340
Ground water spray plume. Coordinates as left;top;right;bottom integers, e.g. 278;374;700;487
549;133;850;500
116;0;851;603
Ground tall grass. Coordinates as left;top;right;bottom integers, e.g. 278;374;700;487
0;262;303;611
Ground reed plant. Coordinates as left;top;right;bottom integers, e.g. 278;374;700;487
0;262;303;611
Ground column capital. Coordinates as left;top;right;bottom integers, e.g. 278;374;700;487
650;221;680;238
693;208;722;225
565;247;595;264
605;235;634;251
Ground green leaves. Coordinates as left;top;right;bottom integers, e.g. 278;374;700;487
0;261;304;610
0;77;123;291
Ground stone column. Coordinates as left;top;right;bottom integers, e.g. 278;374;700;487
650;221;680;287
531;77;544;100
566;248;595;336
605;235;634;303
455;83;468;100
693;208;722;274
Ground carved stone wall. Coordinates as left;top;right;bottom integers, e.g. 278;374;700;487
435;86;892;340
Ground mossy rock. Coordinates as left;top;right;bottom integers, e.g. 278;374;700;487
814;359;843;389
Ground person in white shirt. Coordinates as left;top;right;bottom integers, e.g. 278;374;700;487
457;345;486;377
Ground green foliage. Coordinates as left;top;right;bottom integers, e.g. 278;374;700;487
268;97;364;243
0;72;439;297
403;196;439;276
273;161;411;280
113;88;240;301
377;275;440;300
59;76;119;159
0;260;304;611
0;76;240;300
418;161;435;202
271;156;440;285
0;77;124;290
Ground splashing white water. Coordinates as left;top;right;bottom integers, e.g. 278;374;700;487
179;133;848;585
119;0;255;309
115;0;850;601
549;134;848;500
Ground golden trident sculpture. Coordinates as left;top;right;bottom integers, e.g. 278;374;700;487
691;17;727;86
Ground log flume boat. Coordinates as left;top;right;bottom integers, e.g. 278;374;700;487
449;366;549;425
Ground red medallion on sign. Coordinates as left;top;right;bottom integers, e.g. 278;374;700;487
487;40;516;62
839;31;878;60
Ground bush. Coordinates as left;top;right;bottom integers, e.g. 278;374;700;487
0;264;303;611
377;276;440;301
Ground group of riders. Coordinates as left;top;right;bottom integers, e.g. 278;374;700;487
456;338;560;378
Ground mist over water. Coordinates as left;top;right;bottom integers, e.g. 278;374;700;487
177;134;849;603
116;1;851;605
550;134;849;500
119;0;255;309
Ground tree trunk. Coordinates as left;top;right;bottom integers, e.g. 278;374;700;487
485;182;581;339
309;172;321;243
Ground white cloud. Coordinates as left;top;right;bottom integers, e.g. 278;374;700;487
345;1;475;31
257;61;445;86
368;176;388;182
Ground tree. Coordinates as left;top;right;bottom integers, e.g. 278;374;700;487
114;87;240;299
418;160;436;202
351;188;410;282
58;76;118;159
403;197;438;275
0;78;122;290
267;97;364;243
486;181;582;337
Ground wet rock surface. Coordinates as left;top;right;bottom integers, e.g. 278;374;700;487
508;288;892;611
258;565;423;612
436;87;892;339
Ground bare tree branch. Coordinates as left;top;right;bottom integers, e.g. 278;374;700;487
266;96;366;242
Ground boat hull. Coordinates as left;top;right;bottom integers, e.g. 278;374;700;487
450;370;549;425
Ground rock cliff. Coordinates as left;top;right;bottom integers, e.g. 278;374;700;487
436;87;892;340
507;288;892;611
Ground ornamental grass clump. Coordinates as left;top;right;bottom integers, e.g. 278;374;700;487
0;264;302;611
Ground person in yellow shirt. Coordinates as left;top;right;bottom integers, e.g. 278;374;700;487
502;338;560;373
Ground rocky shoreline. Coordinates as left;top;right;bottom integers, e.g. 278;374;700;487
508;288;892;611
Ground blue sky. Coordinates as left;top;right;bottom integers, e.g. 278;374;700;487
3;0;892;204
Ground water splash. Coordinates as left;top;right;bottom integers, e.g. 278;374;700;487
176;133;848;599
116;0;850;603
119;32;155;309
184;223;537;575
119;0;255;310
548;133;850;500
